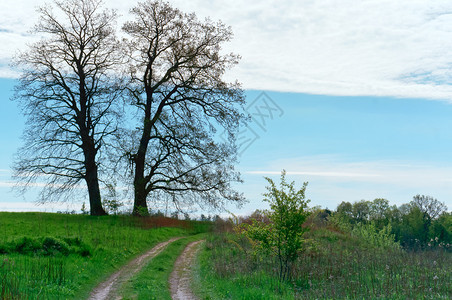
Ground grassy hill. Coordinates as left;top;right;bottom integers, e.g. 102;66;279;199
0;212;208;299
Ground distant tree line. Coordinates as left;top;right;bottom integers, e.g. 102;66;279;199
333;195;450;249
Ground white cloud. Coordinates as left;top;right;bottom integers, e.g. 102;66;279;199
242;155;452;209
2;0;452;100
247;170;381;178
247;155;452;187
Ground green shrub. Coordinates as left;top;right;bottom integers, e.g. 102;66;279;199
242;170;311;281
1;236;91;256
63;237;92;257
352;222;400;250
42;237;70;256
13;237;41;254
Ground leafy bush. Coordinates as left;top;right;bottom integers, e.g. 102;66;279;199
241;170;311;281
352;222;400;250
1;236;91;256
42;237;70;256
63;237;92;257
12;237;42;254
328;212;352;233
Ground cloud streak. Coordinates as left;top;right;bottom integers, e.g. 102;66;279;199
247;170;381;178
2;0;452;100
241;155;452;209
247;155;452;186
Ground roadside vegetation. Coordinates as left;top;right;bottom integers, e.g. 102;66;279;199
196;225;450;299
0;212;209;299
194;173;451;299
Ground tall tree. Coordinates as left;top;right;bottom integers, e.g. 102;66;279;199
411;195;447;220
13;0;121;215
121;0;246;215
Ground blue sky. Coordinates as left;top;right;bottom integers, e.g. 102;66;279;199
232;90;452;213
2;79;452;213
1;0;452;213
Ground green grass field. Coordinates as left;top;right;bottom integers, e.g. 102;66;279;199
0;212;208;299
1;212;450;299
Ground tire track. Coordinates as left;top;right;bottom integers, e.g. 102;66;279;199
89;237;182;300
169;239;205;300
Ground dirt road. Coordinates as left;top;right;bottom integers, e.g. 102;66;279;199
169;239;205;300
88;237;181;300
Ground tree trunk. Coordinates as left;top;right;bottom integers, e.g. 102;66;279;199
84;149;107;216
132;100;153;216
85;165;107;216
132;152;149;216
80;120;107;216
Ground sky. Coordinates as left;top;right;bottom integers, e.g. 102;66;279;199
0;0;452;214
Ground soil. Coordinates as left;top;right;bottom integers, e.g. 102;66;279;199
88;237;182;300
169;240;205;300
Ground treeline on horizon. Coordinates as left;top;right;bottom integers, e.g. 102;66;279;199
304;194;449;250
228;194;449;251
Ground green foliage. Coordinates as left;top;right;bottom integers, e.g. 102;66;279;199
336;201;353;218
392;206;430;248
352;200;371;223
328;212;352;233
335;197;451;250
429;213;451;245
41;237;70;256
194;233;296;300
351;222;400;250
242;170;310;281
197;227;452;299
0;236;92;257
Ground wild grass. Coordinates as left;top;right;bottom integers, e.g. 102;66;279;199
0;212;209;299
195;228;451;299
119;233;206;300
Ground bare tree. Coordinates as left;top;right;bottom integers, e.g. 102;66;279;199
12;0;121;215
411;195;447;220
121;0;246;215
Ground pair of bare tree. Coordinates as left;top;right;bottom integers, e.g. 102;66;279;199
13;0;246;215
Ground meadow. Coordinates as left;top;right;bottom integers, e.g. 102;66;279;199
194;223;451;299
0;211;450;299
0;212;208;299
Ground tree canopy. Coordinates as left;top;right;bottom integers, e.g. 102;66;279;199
13;0;122;215
120;0;246;215
12;0;246;216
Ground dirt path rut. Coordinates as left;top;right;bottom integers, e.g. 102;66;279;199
88;237;181;300
169;239;205;300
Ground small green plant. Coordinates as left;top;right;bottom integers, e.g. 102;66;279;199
242;170;311;281
352;222;400;250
